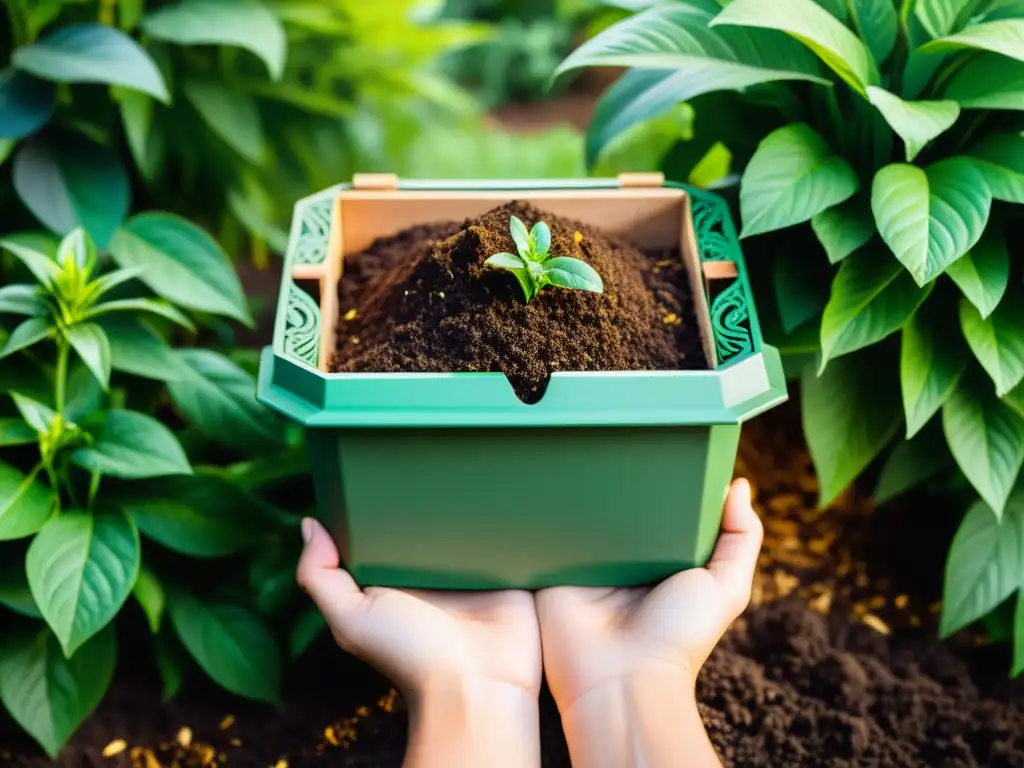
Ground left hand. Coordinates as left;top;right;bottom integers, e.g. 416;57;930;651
296;517;542;700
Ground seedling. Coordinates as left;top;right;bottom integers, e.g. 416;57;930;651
485;215;603;302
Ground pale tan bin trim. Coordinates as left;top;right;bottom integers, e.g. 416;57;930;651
301;185;721;372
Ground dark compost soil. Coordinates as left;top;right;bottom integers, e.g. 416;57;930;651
5;408;1024;768
329;201;707;402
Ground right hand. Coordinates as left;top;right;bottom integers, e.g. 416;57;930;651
535;478;763;712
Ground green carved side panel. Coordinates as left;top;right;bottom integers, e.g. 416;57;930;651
291;197;333;266
688;189;759;366
283;284;321;368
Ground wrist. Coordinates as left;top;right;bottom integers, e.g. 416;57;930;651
405;675;540;768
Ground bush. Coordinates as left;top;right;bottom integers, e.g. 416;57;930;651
560;0;1024;673
1;0;487;262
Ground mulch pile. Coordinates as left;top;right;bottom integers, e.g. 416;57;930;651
4;406;1023;767
330;201;706;402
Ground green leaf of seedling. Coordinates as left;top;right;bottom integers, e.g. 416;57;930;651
509;215;531;255
83;266;146;306
543;257;604;293
66;323;111;391
531;221;551;257
0;238;60;287
0;418;37;447
83;298;195;332
940;496;1024;638
0;284;49;317
0;317;53;359
485;252;525;270
56;229;95;272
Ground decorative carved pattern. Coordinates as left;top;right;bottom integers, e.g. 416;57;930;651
689;190;755;363
291;197;333;265
709;280;753;364
690;193;732;262
283;284;320;367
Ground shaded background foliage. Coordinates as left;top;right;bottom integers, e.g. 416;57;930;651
2;0;1022;759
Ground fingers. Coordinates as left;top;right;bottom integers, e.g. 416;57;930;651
706;478;763;614
296;518;364;639
535;586;610;620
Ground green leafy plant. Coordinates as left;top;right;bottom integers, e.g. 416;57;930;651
0;223;320;756
559;0;1024;672
486;215;604;301
1;0;487;264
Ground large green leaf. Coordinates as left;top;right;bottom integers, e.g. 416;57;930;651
871;159;992;286
874;421;953;503
27;511;139;656
168;592;280;703
819;245;932;369
99;317;186;381
0;462;54;540
118;474;264;557
739;123;858;237
967;132;1024;203
900;299;969;437
12;23;168;103
960;291;1024;396
183;80;265;164
108;213;251;325
71;409;191;479
84;298;194;331
710;0;880;93
849;0;898;64
12;135;130;249
944;55;1024;110
916;0;976;38
0;72;55;141
0;627;116;758
0;564;41;618
141;0;286;80
555;2;827;163
942;371;1024;516
0;284;49;316
923;18;1024;64
66;323;110;391
166;350;283;448
802;350;903;506
865;87;960;162
940;496;1024;637
945;230;1010;318
811;197;875;264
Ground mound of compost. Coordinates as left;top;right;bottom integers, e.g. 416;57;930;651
330;201;707;402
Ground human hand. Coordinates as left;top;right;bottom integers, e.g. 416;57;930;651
296;517;542;699
536;478;763;713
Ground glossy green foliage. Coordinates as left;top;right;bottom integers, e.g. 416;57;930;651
485;215;604;302
0;226;311;754
563;0;1024;672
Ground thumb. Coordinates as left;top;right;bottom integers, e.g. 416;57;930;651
706;478;763;615
296;518;364;635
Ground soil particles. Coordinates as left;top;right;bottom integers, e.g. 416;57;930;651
330;201;707;402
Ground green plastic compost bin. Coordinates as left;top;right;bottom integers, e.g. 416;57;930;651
257;173;787;589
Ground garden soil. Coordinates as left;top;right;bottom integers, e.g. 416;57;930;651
330;201;707;402
4;408;1024;768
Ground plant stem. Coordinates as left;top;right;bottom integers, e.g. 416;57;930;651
54;338;70;415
